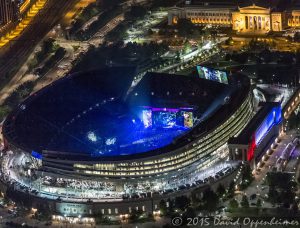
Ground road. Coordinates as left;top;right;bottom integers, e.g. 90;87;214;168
61;0;96;27
0;10;125;105
240;130;299;209
0;0;80;90
33;12;125;92
88;14;125;46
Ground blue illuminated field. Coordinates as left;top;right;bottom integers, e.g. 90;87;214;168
48;102;189;156
4;68;230;159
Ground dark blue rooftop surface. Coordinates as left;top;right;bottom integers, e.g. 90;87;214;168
3;67;234;158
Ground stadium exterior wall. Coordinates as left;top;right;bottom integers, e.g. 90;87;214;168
1;166;241;217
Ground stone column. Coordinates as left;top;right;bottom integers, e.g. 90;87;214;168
248;15;250;30
255;17;258;30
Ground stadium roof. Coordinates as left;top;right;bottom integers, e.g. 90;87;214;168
3;67;250;161
127;72;230;114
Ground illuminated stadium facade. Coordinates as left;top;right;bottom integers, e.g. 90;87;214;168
228;102;282;168
1;67;254;216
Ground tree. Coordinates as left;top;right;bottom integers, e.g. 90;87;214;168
147;29;154;36
240;195;249;208
225;37;234;45
294;32;300;42
174;196;190;211
0;106;11;121
268;186;279;205
129;209;143;221
184;206;196;218
183;40;192;54
229;198;239;210
286;112;300;130
2;195;10;206
99;0;119;10
106;24;127;42
42;38;56;53
202;188;219;213
167;198;174;213
227;180;235;197
266;172;297;205
35;38;56;63
239;164;253;189
125;5;147;20
256;198;262;208
292;202;298;214
94;211;103;224
259;49;272;63
175;51;181;60
159;199;167;215
191;191;201;205
216;184;226;198
176;19;195;37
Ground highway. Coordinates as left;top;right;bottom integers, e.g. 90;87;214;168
0;11;126;105
0;0;80;90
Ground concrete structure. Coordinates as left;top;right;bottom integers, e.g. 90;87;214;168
0;165;242;217
232;5;288;33
228;102;282;169
168;1;300;34
288;10;300;27
1;68;254;217
168;1;235;28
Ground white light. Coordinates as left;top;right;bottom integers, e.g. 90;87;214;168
106;138;116;145
87;132;97;142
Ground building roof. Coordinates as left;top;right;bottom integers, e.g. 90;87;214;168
228;102;281;145
3;67;251;161
127;72;229;114
183;0;295;11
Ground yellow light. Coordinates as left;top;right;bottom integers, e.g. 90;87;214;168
20;0;31;14
0;0;47;48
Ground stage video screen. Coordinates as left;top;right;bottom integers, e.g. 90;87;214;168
196;66;228;84
142;110;152;128
153;111;177;128
183;111;193;128
141;108;194;129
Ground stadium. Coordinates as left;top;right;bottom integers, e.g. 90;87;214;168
1;66;253;216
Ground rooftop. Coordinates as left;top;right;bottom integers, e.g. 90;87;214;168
181;0;295;11
3;68;250;161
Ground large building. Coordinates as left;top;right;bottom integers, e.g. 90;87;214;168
228;102;282;168
168;0;300;34
0;66;254;216
0;0;20;26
